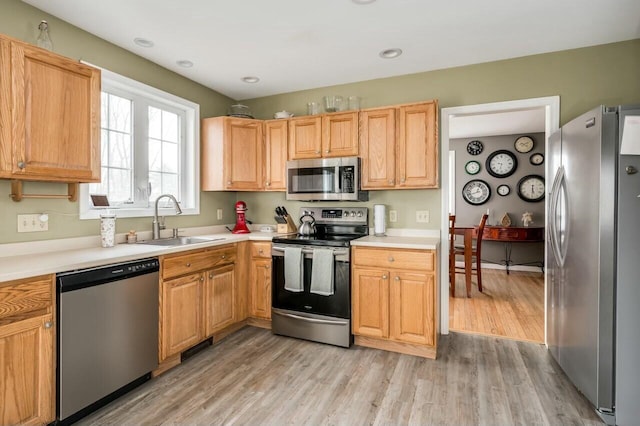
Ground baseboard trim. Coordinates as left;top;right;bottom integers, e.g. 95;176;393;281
454;261;542;273
247;317;272;329
354;335;436;359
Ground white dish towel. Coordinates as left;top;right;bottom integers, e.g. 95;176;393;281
310;248;334;296
284;247;304;292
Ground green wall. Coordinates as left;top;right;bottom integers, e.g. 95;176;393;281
1;0;639;242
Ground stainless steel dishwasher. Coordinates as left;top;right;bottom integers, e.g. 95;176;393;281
56;258;159;425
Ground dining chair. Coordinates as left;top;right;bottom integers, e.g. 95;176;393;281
453;213;488;295
448;214;456;296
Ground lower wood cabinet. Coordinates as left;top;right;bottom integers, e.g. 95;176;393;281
0;275;55;425
249;242;272;319
160;245;237;361
351;246;437;358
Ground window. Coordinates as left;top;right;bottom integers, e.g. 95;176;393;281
79;67;200;219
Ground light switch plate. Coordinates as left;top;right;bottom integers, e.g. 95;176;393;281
389;210;398;223
416;210;429;223
17;214;49;232
217;209;223;220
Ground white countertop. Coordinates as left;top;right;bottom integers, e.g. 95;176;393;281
351;235;439;250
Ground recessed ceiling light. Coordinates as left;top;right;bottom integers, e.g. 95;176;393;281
352;0;376;4
176;60;194;68
133;37;154;48
379;48;403;59
241;76;260;83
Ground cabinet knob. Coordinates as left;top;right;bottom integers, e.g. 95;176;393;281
209;274;213;279
200;276;205;281
388;179;394;184
221;255;226;259
382;275;388;279
400;178;406;183
315;150;320;154
227;181;232;185
186;262;191;267
266;182;271;186
259;249;264;253
388;256;394;262
266;265;270;269
325;150;330;153
44;321;53;329
17;161;25;169
394;276;400;281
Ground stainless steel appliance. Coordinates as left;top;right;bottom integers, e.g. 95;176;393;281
271;207;368;347
56;258;159;425
547;104;640;425
286;156;368;201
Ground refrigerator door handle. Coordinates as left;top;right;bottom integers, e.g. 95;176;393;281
550;166;569;267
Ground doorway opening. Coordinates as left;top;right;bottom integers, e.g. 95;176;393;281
439;96;560;344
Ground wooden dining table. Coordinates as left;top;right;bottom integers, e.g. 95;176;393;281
453;226;475;297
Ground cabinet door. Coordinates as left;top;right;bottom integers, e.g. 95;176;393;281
250;258;271;319
224;118;263;190
263;120;287;191
161;273;204;360
0;314;54;426
389;271;435;346
288;116;322;159
352;267;389;338
359;108;396;189
8;38;100;182
321;112;358;158
397;102;438;188
204;264;235;336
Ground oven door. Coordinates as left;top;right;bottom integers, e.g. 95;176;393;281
271;245;350;319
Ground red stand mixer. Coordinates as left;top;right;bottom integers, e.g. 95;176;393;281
231;201;251;234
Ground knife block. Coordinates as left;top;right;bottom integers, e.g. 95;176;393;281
277;216;297;234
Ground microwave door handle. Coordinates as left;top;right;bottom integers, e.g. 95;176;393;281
335;165;341;193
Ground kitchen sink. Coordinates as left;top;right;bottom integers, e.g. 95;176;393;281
137;236;226;246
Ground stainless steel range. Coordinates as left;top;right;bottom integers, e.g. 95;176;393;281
271;207;368;347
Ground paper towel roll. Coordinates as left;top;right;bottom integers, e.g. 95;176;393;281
374;204;386;236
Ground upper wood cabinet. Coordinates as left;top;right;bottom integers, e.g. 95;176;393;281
263;120;288;191
0;34;100;182
201;116;264;191
359;101;438;189
289;111;358;160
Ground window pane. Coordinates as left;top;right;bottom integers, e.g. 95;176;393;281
148;171;162;202
108;168;132;202
108;94;132;133
162;141;178;173
101;93;108;128
162;110;178;142
88;168;108;195
101;129;109;164
149;138;162;172
149;106;161;139
162;173;179;197
109;132;132;169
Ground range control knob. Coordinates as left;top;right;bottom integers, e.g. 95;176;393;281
356;211;363;217
351;211;356;217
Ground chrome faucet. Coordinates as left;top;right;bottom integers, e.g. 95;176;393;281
153;194;183;239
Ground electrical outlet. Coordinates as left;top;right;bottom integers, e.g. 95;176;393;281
217;208;223;220
416;210;429;223
17;214;49;233
389;210;398;223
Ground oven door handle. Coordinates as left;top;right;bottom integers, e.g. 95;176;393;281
272;247;348;256
273;310;349;326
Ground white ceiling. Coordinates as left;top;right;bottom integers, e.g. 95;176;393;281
22;0;640;101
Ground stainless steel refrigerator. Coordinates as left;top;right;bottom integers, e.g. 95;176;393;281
547;104;640;425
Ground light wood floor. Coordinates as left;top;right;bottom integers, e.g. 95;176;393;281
449;268;544;343
79;327;602;425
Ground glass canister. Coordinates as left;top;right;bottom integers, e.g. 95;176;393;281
100;213;116;248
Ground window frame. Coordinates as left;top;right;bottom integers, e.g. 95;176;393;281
79;66;200;220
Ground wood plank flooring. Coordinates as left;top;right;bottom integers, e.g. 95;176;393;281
449;268;544;343
78;327;602;425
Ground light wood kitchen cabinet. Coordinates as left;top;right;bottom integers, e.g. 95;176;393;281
0;274;55;425
201;116;264;191
288;112;358;159
249;242;272;319
160;244;238;361
0;34;100;183
263;120;288;191
351;246;437;358
359;101;438;189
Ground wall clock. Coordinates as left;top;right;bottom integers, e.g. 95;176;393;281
530;153;544;165
497;184;511;196
514;135;534;153
517;174;545;202
462;179;491;205
465;160;481;175
466;140;484;155
486;150;518;178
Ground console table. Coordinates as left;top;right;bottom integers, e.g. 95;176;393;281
473;226;545;274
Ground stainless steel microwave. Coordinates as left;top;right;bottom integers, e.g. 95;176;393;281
286;156;368;201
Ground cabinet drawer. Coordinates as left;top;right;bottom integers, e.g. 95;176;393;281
163;245;237;279
0;275;53;321
251;242;271;258
353;247;434;271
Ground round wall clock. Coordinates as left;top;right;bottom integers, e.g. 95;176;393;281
465;160;481;175
462;179;491;205
530;153;544;165
466;140;484;155
514;135;534;153
486;150;518;178
497;184;511;196
517;174;545;202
